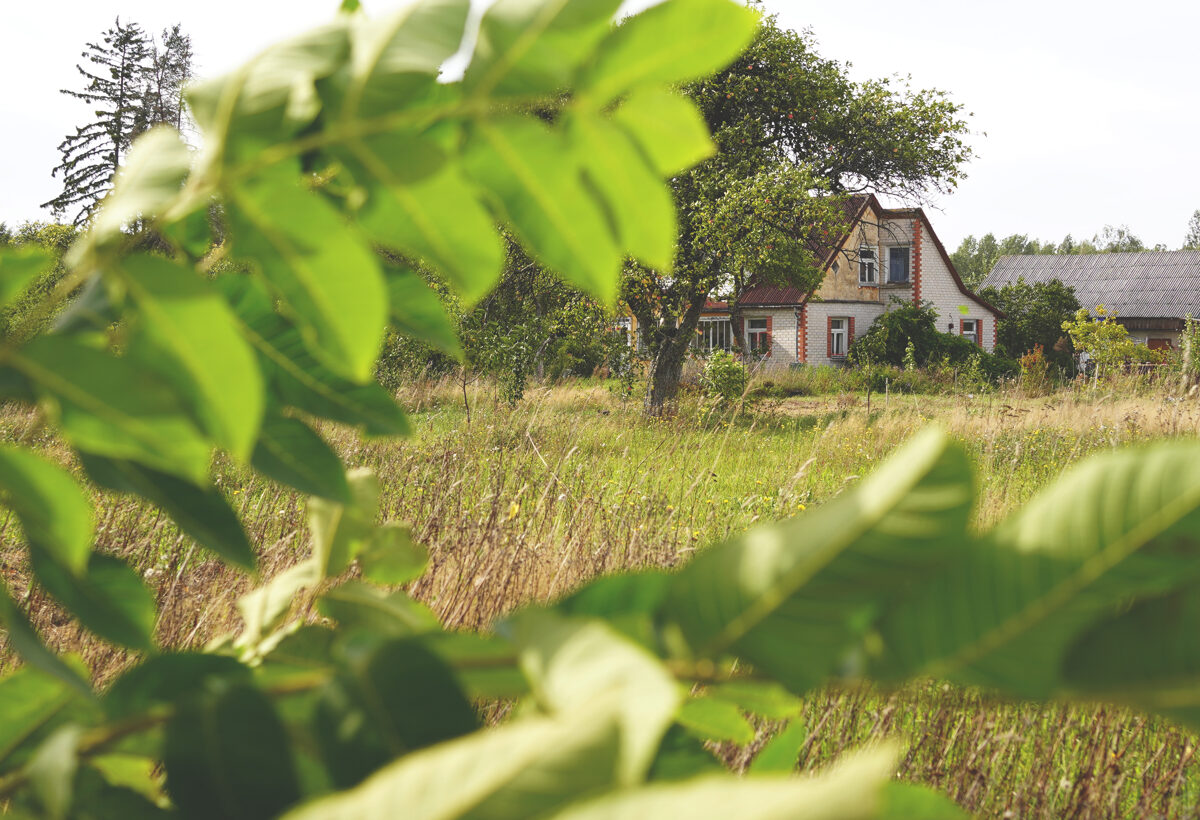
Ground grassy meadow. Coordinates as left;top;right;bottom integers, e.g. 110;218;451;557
3;374;1200;818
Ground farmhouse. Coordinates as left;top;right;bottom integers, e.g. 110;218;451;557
690;194;1002;366
982;250;1200;350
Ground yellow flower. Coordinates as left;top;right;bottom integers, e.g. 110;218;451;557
506;501;520;521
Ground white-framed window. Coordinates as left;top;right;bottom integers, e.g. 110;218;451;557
887;247;910;283
962;318;979;345
746;317;769;354
830;317;848;357
858;247;876;285
692;317;732;352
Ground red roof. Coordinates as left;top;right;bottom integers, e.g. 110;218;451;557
737;285;807;306
703;299;730;311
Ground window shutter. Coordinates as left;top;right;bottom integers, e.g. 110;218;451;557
827;316;833;359
977;318;984;348
848;317;855;348
959;318;965;336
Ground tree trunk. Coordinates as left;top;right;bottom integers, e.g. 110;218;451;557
644;295;706;415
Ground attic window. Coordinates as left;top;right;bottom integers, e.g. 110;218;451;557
831;260;840;275
858;247;876;285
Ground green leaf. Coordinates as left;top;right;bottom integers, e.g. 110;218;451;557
282;707;622;820
227;162;387;382
87;754;164;808
355;523;427;585
89;127;192;246
103;654;251;719
877;441;1200;697
548;745;898;820
236;558;322;655
880;783;972;819
613;87;714;177
252;413;350;502
505;610;680;785
314;636;478;787
164;679;301;820
27;724;84;820
582;0;760;103
117;253;263;459
358;157;505;305
0;667;78;768
677;696;754;745
221;275;410;437
464;0;623;98
80;454;254;570
318;582;439;637
30;552;156;650
13;335;211;482
423;631;527;700
309;468;380;576
0;447;93;576
464;116;622;302
566;110;677;271
0;245;53;309
336;0;469;116
708;680;802;721
748;720;807;775
383;268;461;358
663;427;973;693
646;724;723;782
0;582;94;699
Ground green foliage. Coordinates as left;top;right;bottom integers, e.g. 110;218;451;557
1062;306;1164;371
699;350;746;405
978;276;1080;367
2;2;1199;818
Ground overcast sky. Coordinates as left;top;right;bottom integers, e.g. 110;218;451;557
3;0;1198;250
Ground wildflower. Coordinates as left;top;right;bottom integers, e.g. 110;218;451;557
506;501;520;521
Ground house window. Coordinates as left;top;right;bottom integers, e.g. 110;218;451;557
830;317;848;357
888;247;910;283
692;318;732;352
1149;338;1174;351
858;247;876;285
961;318;979;346
831;260;840;276
747;317;770;354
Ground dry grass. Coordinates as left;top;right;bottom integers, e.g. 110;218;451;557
4;377;1200;818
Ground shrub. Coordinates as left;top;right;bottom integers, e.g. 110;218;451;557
700;350;748;404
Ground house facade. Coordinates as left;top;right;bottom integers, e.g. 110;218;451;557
982;250;1200;351
690;195;1002;366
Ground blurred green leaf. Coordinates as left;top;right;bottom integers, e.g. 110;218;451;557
506;610;680;785
318;582;438;637
677;696;754;745
80;453;254;570
227;162;387;382
221;274;410;437
103;653;251;720
549;745;897;820
118;253;263;460
283;707;622;820
0;245;53;309
423;631;527;700
89;128;191;247
14;335;211;483
27;724;83;820
465;116;621;303
664;427;973;693
30;552;156;651
566;110;676;271
708;681;802;721
464;0;622;97
164;680;301;820
582;0;760;103
747;720;807;775
0;446;93;576
236;559;322;655
613;88;714;177
0;583;94;699
356;523;428;586
877;441;1200;696
646;724;723;782
880;783;972;819
252;413;350;502
0;667;78;769
309;469;380;576
314;636;477;787
383;268;461;358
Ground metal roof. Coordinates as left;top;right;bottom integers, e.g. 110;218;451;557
982;251;1200;319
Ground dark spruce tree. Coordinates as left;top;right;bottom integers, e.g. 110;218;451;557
43;19;192;226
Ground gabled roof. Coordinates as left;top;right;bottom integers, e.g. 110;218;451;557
982;251;1200;319
737;285;807;306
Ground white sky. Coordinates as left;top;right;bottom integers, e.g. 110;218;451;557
3;0;1199;250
